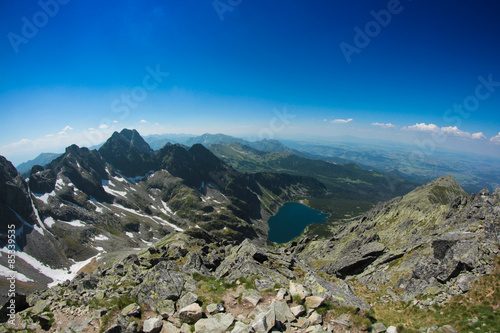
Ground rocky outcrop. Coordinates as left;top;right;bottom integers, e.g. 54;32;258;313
298;175;500;303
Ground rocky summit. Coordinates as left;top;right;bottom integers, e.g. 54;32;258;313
0;130;499;332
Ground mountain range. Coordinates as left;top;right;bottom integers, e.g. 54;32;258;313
1;129;499;332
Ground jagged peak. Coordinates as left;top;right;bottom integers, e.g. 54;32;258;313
103;129;153;154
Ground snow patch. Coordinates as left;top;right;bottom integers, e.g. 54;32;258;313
126;232;134;238
94;234;109;241
44;217;55;228
0;264;34;282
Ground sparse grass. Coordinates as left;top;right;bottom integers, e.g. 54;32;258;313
193;273;237;296
316;300;334;315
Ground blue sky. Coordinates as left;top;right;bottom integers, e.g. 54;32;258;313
1;0;500;165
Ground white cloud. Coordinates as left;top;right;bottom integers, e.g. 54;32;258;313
490;132;500;145
440;126;471;138
372;122;396;128
404;123;440;132
58;125;74;135
99;124;109;129
471;132;486;140
113;120;118;123
330;118;353;124
140;120;147;123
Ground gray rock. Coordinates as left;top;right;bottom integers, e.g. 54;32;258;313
179;323;191;333
290;305;306;318
179;303;202;324
309;311;322;325
194;313;235;333
242;289;261;307
251;307;276;333
289;282;311;300
231;321;252;333
270;301;295;323
162;321;181;333
206;303;225;314
143;317;163;333
131;261;185;309
177;292;198;310
438;325;458;333
255;279;275;291
275;288;287;301
31;299;51;315
304;325;327;333
302;272;370;309
125;321;139;333
305;296;324;309
372;322;387;333
156;299;176;319
387;326;398;333
121;303;141;317
322;241;386;278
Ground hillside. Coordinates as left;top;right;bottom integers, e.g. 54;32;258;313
208;142;417;225
1;174;499;332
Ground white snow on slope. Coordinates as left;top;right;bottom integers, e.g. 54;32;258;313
0;264;34;282
94;234;109;241
0;248;99;288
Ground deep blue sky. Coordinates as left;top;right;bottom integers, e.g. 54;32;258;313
1;0;500;164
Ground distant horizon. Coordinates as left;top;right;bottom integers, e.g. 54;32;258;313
1;1;500;165
7;129;500;168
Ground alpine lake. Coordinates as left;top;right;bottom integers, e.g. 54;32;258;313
267;202;330;243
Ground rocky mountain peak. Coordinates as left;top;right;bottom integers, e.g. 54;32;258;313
99;129;156;178
400;174;468;207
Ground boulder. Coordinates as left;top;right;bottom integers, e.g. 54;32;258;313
439;325;458;333
131;261;185;308
372;322;387;333
254;279;274;291
387;326;398;333
242;289;261;307
290;305;306;318
322;241;386;278
143;317;163;333
251;307;275;333
270;301;295;323
302;272;370;309
309;311;323;325
231;321;252;333
289;282;311;301
305;296;324;309
179;303;202;324
177;292;198;310
121;303;141;317
194;313;235;333
206;303;225;314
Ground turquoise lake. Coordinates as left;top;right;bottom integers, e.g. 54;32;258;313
267;202;330;243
